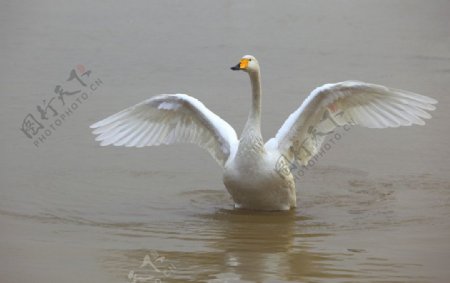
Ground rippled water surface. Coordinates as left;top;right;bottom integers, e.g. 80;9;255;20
1;1;450;282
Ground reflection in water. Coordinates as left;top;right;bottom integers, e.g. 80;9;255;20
2;169;448;282
103;209;350;282
205;210;338;282
97;172;449;282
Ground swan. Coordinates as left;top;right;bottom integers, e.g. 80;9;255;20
90;55;437;211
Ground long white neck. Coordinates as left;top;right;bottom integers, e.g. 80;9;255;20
236;69;265;160
242;70;262;135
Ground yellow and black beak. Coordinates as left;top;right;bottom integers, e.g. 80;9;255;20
231;58;249;71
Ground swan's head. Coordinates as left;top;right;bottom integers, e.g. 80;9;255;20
231;55;259;73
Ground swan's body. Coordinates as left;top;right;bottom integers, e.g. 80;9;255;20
90;55;437;211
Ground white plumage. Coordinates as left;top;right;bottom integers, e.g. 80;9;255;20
91;94;238;166
269;80;437;166
91;55;437;211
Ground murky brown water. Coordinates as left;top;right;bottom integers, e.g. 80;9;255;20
1;1;450;282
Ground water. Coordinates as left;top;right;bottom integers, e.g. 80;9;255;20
1;1;450;282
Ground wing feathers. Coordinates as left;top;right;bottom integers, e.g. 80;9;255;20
270;81;437;165
90;94;238;166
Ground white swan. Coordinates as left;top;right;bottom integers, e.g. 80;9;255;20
90;55;437;211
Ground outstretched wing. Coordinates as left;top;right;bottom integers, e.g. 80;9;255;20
266;81;437;165
90;94;238;167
